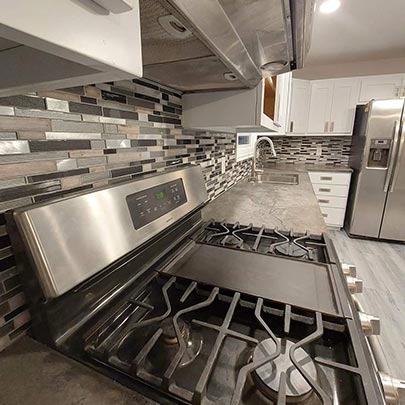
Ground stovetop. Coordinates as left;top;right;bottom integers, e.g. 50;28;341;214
197;221;329;264
83;272;374;405
8;165;384;405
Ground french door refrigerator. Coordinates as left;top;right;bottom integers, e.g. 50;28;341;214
345;99;405;241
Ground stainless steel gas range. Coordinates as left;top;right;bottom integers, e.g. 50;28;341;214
6;165;402;404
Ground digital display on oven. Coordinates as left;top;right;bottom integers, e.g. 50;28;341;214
126;178;187;229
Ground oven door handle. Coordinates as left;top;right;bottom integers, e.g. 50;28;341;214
352;296;405;404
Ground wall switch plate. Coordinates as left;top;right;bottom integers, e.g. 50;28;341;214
316;145;322;156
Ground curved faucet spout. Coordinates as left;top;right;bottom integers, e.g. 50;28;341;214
252;136;277;176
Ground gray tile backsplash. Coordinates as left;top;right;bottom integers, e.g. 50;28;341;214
260;135;351;166
0;78;251;350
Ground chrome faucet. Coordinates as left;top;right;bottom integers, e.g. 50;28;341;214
250;136;277;183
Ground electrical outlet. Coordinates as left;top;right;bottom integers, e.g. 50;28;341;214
221;157;226;174
316;145;322;156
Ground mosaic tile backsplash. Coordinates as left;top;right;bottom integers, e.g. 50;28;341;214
0;78;252;350
260;136;352;166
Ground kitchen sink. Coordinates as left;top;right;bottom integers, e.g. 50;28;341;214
249;172;299;185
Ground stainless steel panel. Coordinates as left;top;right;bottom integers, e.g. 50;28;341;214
380;119;405;240
13;165;208;298
140;0;314;91
347;99;404;238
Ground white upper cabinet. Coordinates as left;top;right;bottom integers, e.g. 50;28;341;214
358;74;405;103
307;80;334;133
307;78;360;134
330;78;360;133
182;74;292;133
0;0;142;96
273;72;292;134
288;79;310;134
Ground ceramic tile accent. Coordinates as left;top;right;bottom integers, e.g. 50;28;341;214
0;78;251;350
260;136;352;166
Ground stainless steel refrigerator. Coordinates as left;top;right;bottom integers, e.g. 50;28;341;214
345;99;405;241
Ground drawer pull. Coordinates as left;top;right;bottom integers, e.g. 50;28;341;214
322;213;328;218
319;188;331;192
320;176;333;181
318;199;330;204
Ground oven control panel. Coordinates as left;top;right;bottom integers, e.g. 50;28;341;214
126;178;187;229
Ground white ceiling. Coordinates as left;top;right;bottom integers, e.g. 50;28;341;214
294;0;405;79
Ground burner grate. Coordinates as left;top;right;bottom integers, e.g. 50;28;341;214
85;275;371;404
199;221;328;263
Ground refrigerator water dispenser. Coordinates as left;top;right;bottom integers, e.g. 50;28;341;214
367;139;391;168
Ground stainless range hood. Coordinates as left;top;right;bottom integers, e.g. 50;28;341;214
140;0;314;92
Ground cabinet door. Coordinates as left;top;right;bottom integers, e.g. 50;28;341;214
0;0;142;95
358;74;403;103
330;78;360;133
273;72;292;134
288;79;310;133
307;80;334;133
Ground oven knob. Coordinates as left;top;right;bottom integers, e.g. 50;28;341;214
345;276;363;293
359;312;380;335
380;373;405;404
341;262;357;277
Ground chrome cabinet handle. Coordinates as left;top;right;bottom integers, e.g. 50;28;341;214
322;213;328;218
330;121;335;132
318;199;330;204
324;121;329;132
290;121;294;132
319;188;331;192
320;176;333;181
390;120;405;192
384;120;400;192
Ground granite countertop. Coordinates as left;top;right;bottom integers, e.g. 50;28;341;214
0;336;156;405
203;168;327;234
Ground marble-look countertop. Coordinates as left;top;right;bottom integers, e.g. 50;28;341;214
0;336;156;405
203;168;327;234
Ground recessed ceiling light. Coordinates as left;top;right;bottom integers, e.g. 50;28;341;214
319;0;341;14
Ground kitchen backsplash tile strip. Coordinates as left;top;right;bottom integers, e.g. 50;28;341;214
0;79;251;351
260;136;352;166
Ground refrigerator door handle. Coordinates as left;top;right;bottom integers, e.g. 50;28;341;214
389;120;405;192
383;120;400;192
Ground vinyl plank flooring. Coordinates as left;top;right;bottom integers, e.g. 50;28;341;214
329;230;405;379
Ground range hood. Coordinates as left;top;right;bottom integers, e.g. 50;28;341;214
140;0;314;92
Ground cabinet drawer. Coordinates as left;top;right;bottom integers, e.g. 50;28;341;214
316;196;348;208
309;171;351;185
320;207;346;227
312;184;349;197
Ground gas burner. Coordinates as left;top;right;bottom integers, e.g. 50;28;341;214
158;317;203;368
252;338;317;403
204;222;253;249
274;242;308;258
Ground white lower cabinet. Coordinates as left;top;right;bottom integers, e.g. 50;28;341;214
309;171;352;228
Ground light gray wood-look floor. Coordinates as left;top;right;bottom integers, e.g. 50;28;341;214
329;230;405;379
